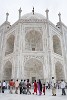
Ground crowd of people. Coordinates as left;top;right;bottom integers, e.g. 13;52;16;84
0;79;67;96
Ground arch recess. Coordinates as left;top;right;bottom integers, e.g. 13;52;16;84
53;35;62;55
25;30;43;51
24;58;44;83
5;35;15;55
3;61;12;80
55;61;64;81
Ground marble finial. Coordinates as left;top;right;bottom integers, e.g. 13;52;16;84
19;8;22;19
32;7;34;15
45;9;49;19
6;12;9;21
58;12;61;22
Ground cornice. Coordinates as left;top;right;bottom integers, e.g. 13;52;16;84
5;18;67;34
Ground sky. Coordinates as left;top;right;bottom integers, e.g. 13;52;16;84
0;0;67;26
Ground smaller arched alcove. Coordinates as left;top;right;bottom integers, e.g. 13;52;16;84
3;61;12;81
5;35;15;55
53;35;62;55
55;61;65;81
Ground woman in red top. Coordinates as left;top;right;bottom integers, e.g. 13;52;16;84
9;79;14;94
33;80;37;95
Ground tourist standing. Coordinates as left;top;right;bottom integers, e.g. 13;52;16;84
43;83;46;95
22;80;27;94
2;80;6;93
33;80;37;95
27;79;31;94
15;79;19;94
38;79;42;95
37;81;40;95
0;81;1;93
19;80;23;94
51;77;55;96
61;80;66;95
9;79;15;94
52;83;56;96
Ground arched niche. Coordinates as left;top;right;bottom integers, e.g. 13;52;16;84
53;35;62;55
3;61;12;81
5;35;15;55
25;30;43;51
24;58;44;83
55;61;65;81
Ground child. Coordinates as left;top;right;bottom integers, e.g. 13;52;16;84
43;84;46;95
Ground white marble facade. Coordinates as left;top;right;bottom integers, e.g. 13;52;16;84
0;8;67;83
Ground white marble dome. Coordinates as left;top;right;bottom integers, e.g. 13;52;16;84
21;12;46;19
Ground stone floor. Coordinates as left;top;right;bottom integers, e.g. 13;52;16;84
0;89;67;100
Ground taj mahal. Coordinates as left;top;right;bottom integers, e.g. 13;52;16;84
0;8;67;83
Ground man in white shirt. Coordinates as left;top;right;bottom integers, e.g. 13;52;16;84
2;80;6;93
61;80;66;95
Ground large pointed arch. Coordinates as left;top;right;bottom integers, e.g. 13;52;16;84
55;61;65;81
25;30;43;51
5;35;15;55
3;61;12;80
24;58;44;83
53;35;62;55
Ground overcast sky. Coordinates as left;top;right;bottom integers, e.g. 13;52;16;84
0;0;67;26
